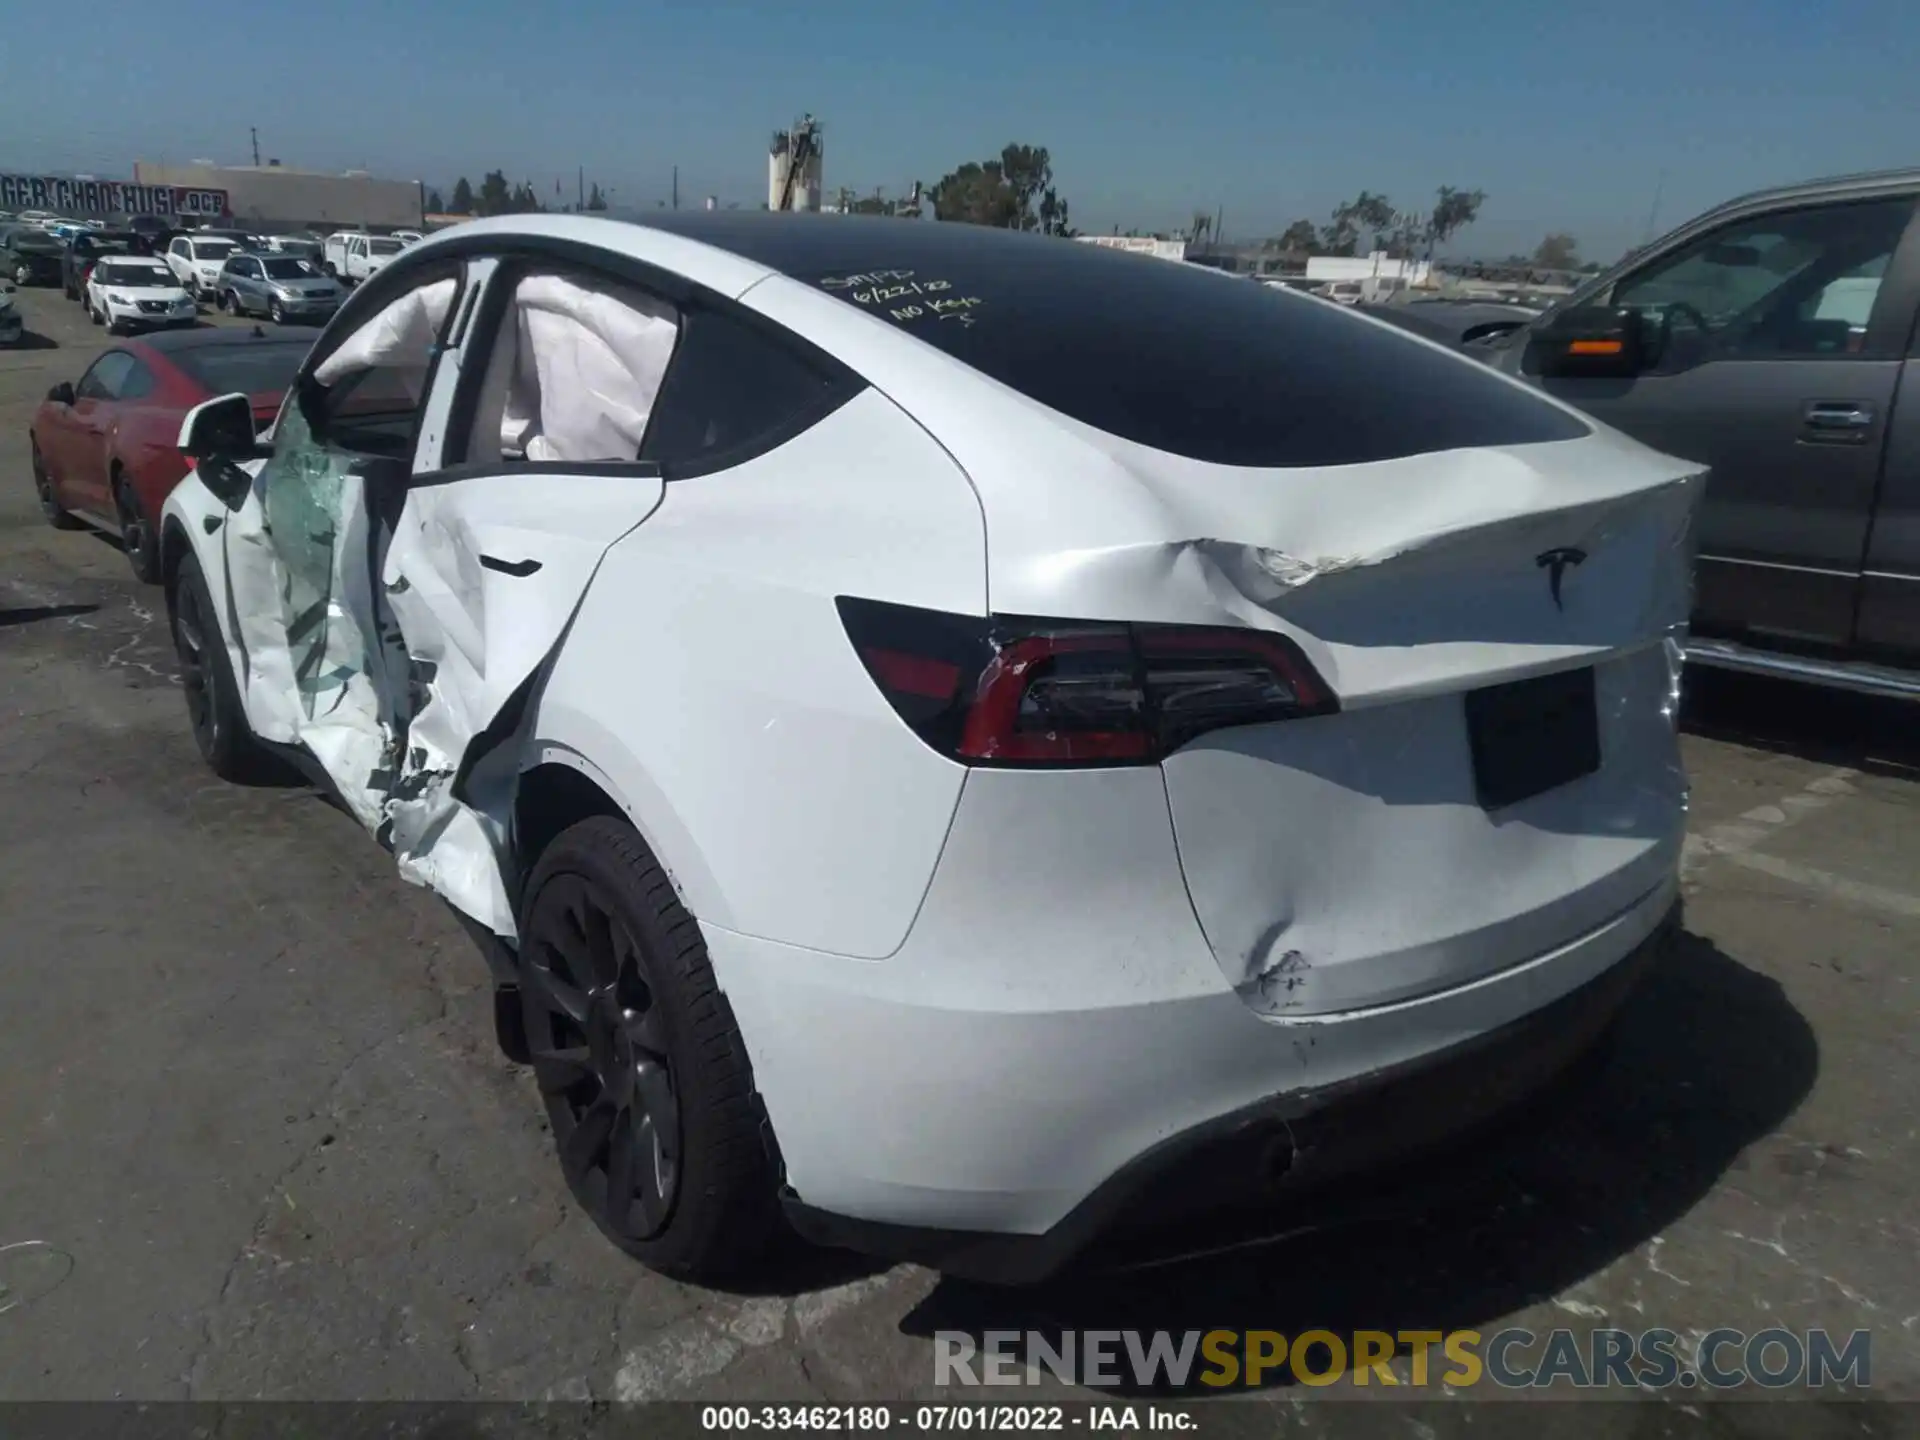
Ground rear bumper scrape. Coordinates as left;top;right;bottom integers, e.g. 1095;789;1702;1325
783;902;1679;1285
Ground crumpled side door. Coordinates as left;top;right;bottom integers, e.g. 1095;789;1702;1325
376;466;664;935
369;266;680;938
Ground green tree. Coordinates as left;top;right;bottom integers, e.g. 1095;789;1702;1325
587;182;608;211
1321;192;1394;255
849;187;896;216
1534;232;1579;269
449;176;474;214
1426;185;1485;255
476;170;511;216
927;143;1073;235
425;187;445;213
1275;219;1318;254
929;161;1013;226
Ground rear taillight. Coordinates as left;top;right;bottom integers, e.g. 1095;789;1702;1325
837;597;1335;767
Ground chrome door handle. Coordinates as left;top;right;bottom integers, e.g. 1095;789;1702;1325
1801;401;1875;444
1802;401;1873;428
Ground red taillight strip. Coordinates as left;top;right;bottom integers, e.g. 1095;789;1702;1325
957;632;1145;761
863;647;962;701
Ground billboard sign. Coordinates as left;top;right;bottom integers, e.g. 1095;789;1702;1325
0;174;229;219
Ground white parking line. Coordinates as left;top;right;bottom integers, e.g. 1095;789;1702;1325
1719;850;1920;920
1682;767;1858;877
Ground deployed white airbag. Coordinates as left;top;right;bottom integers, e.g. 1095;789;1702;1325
496;274;678;462
312;278;458;388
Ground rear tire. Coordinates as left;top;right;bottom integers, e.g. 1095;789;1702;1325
170;551;273;781
518;817;782;1282
115;471;162;584
32;439;82;530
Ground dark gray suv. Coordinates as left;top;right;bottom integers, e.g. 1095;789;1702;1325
1485;168;1920;700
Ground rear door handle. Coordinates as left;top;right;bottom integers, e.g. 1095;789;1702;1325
1801;401;1875;443
479;554;542;577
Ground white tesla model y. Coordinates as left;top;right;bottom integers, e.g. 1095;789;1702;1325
160;214;1701;1283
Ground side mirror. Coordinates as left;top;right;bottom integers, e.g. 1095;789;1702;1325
47;381;75;405
178;392;258;461
1527;306;1652;379
179;393;264;512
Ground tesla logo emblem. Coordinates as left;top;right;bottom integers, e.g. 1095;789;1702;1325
1537;547;1587;610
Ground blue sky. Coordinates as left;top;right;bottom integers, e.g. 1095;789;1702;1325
4;0;1916;261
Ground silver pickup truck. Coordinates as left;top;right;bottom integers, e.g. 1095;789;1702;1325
1475;168;1920;701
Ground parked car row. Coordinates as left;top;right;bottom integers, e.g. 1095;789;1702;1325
31;227;350;331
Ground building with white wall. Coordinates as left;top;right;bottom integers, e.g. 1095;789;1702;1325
1076;235;1189;262
1304;252;1433;287
133;160;422;231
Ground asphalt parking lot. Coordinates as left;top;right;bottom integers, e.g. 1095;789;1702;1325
2;281;1917;1428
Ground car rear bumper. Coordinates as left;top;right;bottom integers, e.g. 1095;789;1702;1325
703;764;1682;1274
0;313;22;343
781;900;1676;1283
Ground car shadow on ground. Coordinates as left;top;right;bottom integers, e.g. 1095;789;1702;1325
1682;666;1920;781
897;930;1816;1394
2;331;60;350
0;602;100;627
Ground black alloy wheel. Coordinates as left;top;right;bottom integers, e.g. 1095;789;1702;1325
115;473;161;583
170;552;272;781
523;871;683;1243
32;439;81;529
171;557;220;758
516;817;780;1279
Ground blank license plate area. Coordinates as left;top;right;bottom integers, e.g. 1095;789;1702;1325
1464;666;1601;811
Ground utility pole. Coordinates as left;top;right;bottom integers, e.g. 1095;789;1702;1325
672;165;679;211
1642;169;1668;246
250;127;260;167
578;165;584;213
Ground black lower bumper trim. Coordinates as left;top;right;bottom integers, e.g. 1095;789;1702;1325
783;904;1678;1285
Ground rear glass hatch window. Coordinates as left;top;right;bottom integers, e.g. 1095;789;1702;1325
643;216;1590;467
807;251;1591;466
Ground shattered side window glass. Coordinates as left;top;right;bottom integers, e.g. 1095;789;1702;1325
256;400;368;720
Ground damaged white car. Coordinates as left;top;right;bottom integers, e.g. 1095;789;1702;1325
159;214;1702;1284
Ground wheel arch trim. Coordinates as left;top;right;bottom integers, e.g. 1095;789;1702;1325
520;735;735;931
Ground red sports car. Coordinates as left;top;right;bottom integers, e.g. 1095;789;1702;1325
29;326;316;582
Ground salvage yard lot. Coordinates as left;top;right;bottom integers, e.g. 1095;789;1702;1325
2;283;1917;1425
